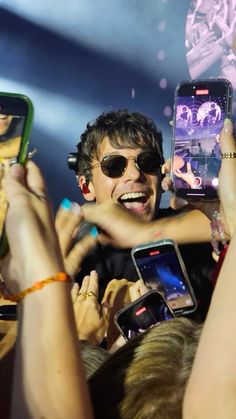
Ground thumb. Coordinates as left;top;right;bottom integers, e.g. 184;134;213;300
71;282;80;304
8;163;25;183
100;302;110;322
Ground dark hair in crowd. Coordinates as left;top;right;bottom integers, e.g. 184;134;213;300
76;109;164;182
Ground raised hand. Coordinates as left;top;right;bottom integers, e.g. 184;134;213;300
55;199;98;278
72;271;109;346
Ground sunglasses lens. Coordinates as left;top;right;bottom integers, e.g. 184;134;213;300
137;152;161;173
101;155;127;178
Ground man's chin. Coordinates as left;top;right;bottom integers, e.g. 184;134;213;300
121;202;153;221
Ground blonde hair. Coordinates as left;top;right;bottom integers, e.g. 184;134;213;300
89;317;202;419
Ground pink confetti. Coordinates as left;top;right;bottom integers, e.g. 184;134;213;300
159;78;167;89
157;50;165;60
164;106;172;117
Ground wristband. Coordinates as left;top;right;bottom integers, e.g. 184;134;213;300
3;272;71;303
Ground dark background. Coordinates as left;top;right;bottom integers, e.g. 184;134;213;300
0;0;233;210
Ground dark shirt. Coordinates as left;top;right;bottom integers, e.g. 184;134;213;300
76;208;215;320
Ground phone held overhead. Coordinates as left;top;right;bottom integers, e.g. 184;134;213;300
0;92;34;257
171;78;232;200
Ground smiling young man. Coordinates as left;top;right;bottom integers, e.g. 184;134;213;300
69;109;215;318
77;110;164;221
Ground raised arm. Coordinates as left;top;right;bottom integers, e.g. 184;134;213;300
82;200;211;248
183;119;236;419
1;162;93;419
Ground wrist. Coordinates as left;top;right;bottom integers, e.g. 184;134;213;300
3;271;70;303
135;221;164;245
17;258;65;292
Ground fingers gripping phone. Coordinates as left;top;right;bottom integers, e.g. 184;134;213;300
171;78;233;200
114;290;174;341
0;92;34;257
131;239;197;316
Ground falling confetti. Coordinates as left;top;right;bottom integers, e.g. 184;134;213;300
157;50;165;60
158;21;166;32
159;78;167;89
164;106;172;117
131;88;135;99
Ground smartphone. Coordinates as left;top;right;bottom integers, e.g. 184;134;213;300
114;290;174;341
0;304;17;320
131;239;197;316
0;92;34;256
171;78;233;199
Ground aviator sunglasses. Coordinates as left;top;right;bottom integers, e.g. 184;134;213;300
92;151;162;178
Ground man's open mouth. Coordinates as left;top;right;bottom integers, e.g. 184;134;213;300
118;191;149;213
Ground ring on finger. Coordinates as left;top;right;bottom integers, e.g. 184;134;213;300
221;152;236;159
87;290;97;298
78;292;88;297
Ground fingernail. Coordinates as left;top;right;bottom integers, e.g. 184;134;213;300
161;181;169;192
224;118;233;134
71;202;81;215
89;226;99;238
61;198;72;211
10;163;24;180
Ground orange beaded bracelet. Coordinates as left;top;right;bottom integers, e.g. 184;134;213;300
3;272;71;303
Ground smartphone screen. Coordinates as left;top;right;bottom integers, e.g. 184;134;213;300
131;240;197;315
0;114;25;231
0;93;33;256
0;304;17;320
172;78;232;199
115;290;174;340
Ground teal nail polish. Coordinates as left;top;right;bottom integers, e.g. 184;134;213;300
61;198;72;211
89;226;99;238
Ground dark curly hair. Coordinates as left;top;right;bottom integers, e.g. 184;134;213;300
76;109;164;182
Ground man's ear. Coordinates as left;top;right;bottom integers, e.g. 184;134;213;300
78;175;96;201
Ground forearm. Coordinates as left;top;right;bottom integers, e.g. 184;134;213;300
11;282;93;419
183;231;236;418
140;209;211;246
83;201;211;248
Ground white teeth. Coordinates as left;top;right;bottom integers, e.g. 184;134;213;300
120;192;146;200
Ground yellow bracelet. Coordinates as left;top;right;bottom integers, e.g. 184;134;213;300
3;272;71;303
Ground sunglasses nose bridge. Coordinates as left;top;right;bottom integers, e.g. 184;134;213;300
128;155;146;173
121;155;142;179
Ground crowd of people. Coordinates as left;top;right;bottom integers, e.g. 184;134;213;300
0;108;235;418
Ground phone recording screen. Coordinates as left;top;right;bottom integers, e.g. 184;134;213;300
116;291;173;340
0;113;25;235
134;245;196;313
173;87;230;197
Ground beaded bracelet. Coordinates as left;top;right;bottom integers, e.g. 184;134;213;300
3;272;71;303
210;211;228;256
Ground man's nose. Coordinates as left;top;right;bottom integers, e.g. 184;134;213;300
122;157;142;181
